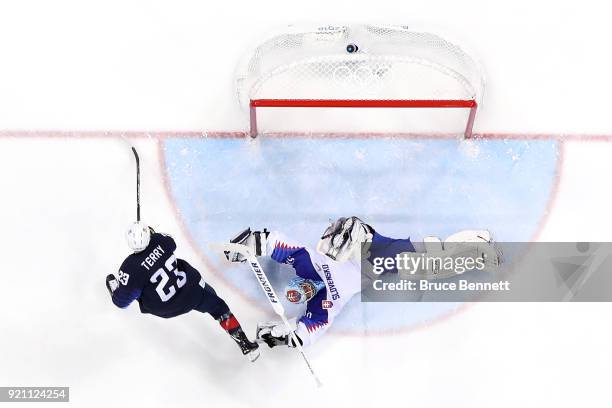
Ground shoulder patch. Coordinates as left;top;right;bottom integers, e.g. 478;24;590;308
118;270;130;285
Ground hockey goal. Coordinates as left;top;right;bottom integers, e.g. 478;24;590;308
236;24;485;138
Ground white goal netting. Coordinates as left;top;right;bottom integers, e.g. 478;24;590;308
235;24;485;136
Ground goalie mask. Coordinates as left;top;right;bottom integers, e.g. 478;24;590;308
285;277;326;304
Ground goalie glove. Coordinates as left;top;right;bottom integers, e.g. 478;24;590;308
225;228;270;263
106;274;119;296
256;321;302;348
317;216;374;262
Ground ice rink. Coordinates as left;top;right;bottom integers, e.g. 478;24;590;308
1;1;612;407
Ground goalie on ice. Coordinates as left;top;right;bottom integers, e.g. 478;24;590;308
225;217;502;348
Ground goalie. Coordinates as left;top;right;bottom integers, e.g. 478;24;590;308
225;217;502;349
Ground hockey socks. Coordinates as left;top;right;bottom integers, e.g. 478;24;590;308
218;313;241;332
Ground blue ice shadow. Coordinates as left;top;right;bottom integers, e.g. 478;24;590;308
163;137;558;331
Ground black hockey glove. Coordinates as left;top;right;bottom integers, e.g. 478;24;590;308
260;332;289;348
260;332;303;348
105;274;119;296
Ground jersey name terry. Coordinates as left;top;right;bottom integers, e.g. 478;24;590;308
140;245;166;270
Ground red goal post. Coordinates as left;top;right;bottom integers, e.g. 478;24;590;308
237;25;484;138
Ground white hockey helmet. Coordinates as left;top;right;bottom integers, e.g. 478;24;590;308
126;221;151;252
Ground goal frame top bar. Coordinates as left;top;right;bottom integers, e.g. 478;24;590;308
250;99;477;109
249;98;479;139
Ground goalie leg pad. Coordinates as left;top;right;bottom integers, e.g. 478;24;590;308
443;229;502;268
225;228;270;262
398;230;503;279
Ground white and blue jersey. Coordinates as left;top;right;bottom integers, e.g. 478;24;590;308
265;230;415;345
266;232;362;346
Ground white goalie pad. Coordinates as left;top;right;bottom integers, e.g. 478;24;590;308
445;229;492;244
423;236;443;252
398;229;502;280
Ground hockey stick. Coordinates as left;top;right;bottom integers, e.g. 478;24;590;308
119;136;142;222
131;147;141;222
209;242;323;387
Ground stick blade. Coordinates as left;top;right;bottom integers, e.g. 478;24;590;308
208;242;253;257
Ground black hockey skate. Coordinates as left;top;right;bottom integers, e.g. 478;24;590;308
229;327;260;362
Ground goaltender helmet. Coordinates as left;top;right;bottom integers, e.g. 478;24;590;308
126;221;151;253
285;277;326;304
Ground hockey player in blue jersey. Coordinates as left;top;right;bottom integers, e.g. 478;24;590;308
226;216;501;348
106;222;260;361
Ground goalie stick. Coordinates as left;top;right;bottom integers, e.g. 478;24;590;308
209;242;322;387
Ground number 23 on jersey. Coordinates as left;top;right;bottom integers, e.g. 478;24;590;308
150;255;186;302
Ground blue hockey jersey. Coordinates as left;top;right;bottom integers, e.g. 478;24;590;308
112;233;203;318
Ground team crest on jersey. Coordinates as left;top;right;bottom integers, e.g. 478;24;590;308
322;300;333;309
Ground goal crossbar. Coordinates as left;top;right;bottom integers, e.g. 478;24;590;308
249;98;478;138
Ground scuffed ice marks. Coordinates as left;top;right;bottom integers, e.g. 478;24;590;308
163;136;559;331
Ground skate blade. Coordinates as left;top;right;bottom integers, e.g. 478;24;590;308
247;349;261;363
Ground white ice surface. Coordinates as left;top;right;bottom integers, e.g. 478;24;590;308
1;1;612;407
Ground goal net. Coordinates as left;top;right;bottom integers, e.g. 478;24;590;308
236;24;485;138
